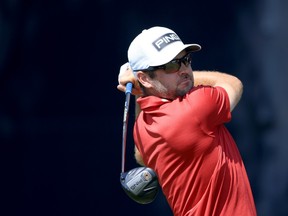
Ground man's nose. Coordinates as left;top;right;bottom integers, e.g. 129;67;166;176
178;63;191;74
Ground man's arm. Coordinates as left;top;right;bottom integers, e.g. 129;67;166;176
193;71;243;111
118;63;145;166
134;96;145;166
134;146;145;166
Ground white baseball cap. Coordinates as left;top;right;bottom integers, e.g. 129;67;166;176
127;26;201;71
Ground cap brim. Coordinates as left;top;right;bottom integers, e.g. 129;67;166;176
185;44;201;52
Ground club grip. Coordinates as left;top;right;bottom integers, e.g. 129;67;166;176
125;82;133;94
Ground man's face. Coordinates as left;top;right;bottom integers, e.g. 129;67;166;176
148;50;194;100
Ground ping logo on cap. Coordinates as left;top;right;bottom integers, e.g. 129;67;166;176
152;33;181;51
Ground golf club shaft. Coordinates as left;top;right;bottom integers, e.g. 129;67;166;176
121;82;133;173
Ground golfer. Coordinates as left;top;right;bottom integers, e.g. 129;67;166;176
117;26;257;216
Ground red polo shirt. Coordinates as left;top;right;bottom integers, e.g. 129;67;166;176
133;86;256;216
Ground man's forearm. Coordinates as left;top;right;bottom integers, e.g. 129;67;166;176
193;71;233;87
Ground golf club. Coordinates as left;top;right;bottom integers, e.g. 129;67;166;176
120;82;159;204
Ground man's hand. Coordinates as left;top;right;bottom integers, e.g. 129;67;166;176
117;62;142;95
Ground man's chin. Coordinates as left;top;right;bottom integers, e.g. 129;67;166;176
177;82;193;96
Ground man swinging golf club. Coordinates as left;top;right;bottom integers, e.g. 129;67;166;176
118;26;257;216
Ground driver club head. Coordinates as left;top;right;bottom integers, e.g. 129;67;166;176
120;167;159;204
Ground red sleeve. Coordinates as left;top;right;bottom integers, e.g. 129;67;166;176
186;85;231;130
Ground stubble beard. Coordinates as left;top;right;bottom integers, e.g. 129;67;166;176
153;77;194;100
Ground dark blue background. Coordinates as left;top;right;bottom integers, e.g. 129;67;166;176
1;0;287;215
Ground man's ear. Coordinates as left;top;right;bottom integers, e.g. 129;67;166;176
137;71;152;88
